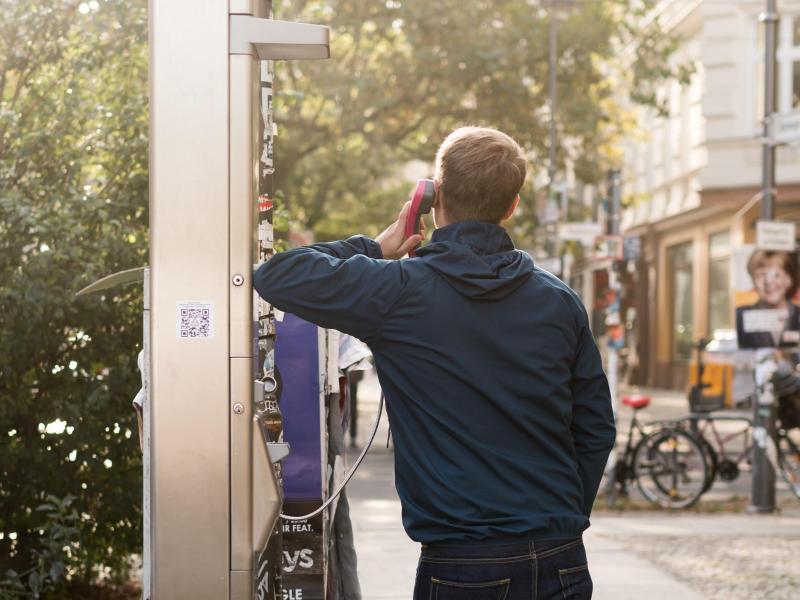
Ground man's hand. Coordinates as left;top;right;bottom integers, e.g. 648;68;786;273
376;201;425;260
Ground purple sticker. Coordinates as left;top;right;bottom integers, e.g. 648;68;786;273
275;314;322;501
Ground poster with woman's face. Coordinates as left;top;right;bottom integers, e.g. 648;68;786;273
734;246;800;349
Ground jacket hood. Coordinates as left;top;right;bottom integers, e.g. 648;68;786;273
415;221;533;300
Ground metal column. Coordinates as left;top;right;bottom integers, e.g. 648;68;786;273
148;1;328;597
750;0;780;514
150;0;231;594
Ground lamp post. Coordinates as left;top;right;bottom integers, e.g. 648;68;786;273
750;0;780;515
546;1;577;261
548;5;558;194
761;0;778;221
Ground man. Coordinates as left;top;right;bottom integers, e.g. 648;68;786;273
254;127;614;599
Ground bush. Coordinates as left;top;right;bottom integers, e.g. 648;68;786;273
0;1;148;594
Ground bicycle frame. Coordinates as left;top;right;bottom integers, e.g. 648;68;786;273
690;413;753;466
613;408;657;494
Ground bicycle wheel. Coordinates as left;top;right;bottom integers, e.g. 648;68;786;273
668;417;718;493
633;427;709;509
695;433;718;493
777;428;800;500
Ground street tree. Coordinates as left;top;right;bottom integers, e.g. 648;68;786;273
272;0;692;242
0;1;148;595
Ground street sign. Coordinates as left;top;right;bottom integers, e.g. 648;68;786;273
756;220;796;251
623;235;641;261
593;235;624;260
558;221;602;245
772;109;800;145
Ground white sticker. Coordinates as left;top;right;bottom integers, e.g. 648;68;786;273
742;308;789;333
176;302;214;339
756;220;796;251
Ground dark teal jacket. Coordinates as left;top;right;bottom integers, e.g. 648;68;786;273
254;221;615;543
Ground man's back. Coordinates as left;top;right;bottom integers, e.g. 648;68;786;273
254;220;615;543
255;126;613;598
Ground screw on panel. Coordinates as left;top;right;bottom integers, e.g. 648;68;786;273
232;274;245;286
233;403;245;415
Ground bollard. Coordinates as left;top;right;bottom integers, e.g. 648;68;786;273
749;349;778;513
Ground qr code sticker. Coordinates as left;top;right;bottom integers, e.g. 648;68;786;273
177;302;213;339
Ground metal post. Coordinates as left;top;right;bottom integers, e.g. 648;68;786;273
751;350;778;513
548;9;557;194
544;5;559;260
603;169;622;500
608;169;621;236
750;0;779;514
761;0;778;220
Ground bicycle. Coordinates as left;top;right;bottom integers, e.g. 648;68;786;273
674;338;800;501
607;393;710;509
776;424;800;498
677;406;800;501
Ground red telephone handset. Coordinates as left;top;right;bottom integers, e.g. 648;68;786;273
404;179;436;257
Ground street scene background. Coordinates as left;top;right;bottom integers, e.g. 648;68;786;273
2;0;800;598
349;372;800;600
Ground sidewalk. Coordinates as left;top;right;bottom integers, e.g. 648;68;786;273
346;372;800;599
348;450;708;599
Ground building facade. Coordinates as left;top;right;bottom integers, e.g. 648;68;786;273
621;0;800;389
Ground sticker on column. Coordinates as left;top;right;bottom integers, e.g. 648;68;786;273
176;302;214;339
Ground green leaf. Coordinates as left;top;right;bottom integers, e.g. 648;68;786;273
49;561;65;583
28;572;41;595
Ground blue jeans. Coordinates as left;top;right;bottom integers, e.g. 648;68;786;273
413;537;592;600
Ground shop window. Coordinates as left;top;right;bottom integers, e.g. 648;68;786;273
668;241;694;363
708;231;732;334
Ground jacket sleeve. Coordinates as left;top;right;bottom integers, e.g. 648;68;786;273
570;309;616;517
253;235;406;342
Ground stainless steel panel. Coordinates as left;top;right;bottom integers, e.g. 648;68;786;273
229;0;267;18
253;412;281;552
149;0;230;596
230;570;253;599
229;54;258;358
230;16;330;59
229;0;254;15
142;269;151;600
230;358;253;571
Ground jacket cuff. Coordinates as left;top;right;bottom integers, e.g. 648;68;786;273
346;235;384;259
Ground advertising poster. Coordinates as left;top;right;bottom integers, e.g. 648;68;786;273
281;501;325;599
275;314;323;501
733;245;800;349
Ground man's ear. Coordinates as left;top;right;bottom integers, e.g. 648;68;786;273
503;195;520;221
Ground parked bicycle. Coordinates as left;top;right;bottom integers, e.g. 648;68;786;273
669;338;800;501
607;393;710;509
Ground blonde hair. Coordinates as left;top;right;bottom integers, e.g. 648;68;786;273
434;127;527;224
747;250;798;298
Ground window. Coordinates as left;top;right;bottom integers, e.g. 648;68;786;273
779;16;800;111
708;231;732;335
793;59;800;108
754;15;800;118
668;241;694;363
